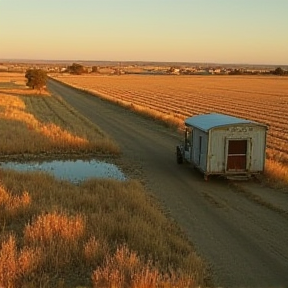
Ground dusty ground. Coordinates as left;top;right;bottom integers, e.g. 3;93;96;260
47;79;288;288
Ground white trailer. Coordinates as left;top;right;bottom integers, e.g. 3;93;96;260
176;113;268;180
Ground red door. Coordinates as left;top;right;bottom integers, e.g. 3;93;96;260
226;140;247;171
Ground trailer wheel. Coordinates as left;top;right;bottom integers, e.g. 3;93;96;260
176;146;183;164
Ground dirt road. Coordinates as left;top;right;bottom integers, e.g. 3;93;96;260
47;79;288;288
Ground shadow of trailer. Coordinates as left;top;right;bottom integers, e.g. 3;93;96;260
176;113;268;180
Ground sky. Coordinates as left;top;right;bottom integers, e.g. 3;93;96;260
0;0;288;65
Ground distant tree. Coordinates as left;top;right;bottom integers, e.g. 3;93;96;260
25;69;47;92
274;67;284;76
92;66;99;73
68;63;85;75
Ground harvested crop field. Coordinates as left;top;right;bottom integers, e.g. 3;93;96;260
56;75;288;164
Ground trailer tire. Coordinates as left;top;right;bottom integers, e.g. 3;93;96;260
176;146;183;164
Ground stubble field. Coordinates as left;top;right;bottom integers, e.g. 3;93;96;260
56;74;288;184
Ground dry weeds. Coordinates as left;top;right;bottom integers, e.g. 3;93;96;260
92;244;194;288
0;234;42;288
0;169;207;287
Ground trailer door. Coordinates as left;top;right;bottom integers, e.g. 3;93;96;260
226;139;248;171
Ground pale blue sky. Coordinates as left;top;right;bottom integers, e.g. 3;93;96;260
0;0;287;65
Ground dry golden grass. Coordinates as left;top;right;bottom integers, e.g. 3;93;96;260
0;72;119;157
264;159;288;186
0;170;207;287
24;211;86;271
0;184;30;219
92;244;193;288
56;74;288;185
0;234;42;288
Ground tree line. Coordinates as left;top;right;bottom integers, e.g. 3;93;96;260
229;67;287;75
24;65;287;93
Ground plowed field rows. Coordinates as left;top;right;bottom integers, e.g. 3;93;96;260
56;75;288;162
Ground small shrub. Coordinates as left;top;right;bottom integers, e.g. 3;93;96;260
0;184;31;222
92;244;194;288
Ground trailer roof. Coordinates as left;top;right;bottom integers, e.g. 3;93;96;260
185;113;267;132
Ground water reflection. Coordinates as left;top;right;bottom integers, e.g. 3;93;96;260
0;159;126;183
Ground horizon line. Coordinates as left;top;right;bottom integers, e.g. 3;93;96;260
0;58;287;67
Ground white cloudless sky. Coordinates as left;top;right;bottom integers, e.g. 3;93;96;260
0;0;287;64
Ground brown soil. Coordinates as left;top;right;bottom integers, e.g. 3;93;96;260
47;79;288;288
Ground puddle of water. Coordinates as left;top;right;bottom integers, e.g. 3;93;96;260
0;159;126;183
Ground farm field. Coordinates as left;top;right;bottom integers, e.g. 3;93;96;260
56;74;288;165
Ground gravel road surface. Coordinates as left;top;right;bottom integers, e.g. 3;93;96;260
47;79;288;288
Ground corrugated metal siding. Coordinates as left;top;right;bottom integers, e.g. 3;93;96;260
250;128;266;171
